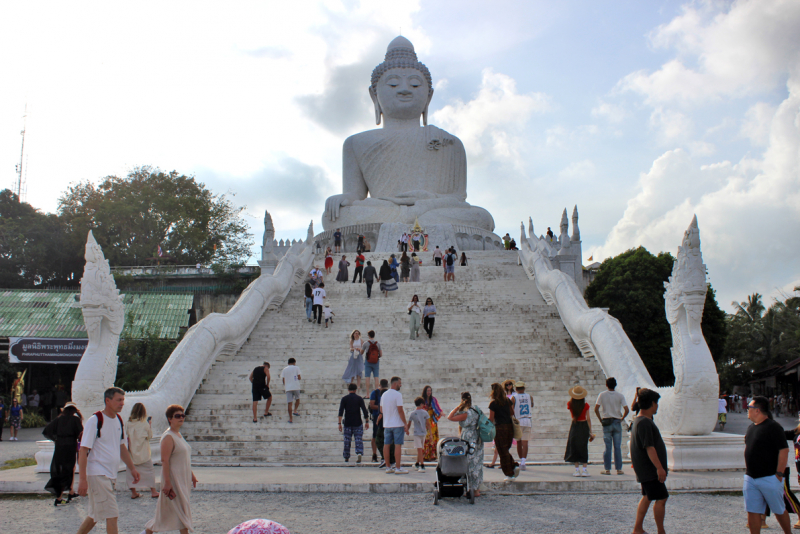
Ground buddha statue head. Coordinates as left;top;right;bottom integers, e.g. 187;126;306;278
369;36;434;126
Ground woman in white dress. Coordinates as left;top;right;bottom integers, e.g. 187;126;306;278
126;403;158;499
341;330;364;392
143;404;197;534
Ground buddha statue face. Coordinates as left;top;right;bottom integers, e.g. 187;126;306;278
373;67;432;122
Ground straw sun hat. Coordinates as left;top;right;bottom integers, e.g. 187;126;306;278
568;385;588;399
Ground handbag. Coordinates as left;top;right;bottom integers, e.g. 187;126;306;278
601;417;614;427
512;416;523;440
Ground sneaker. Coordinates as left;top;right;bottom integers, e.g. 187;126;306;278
344;458;349;463
414;462;419;468
616;470;625;475
600;470;611;475
415;465;421;472
581;470;590;477
378;460;386;468
520;464;527;471
572;469;581;477
513;466;520;478
504;476;513;482
385;467;395;474
419;466;425;472
372;455;378;463
356;454;362;464
394;468;409;475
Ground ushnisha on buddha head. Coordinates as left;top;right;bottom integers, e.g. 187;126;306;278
369;36;434;126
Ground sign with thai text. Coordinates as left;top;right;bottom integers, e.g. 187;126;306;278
8;337;87;364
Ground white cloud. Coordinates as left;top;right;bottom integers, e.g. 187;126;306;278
545;124;599;149
591;100;628;123
741;102;777;147
432;69;551;167
617;0;800;104
649;107;693;143
593;75;800;307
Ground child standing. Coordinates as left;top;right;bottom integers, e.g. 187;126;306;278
406;397;430;472
324;303;335;328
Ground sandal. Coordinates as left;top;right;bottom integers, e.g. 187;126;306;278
131;493;141;499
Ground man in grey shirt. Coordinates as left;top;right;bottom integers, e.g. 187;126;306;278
594;377;629;475
363;261;378;299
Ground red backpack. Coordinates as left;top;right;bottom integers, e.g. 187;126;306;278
93;411;125;440
365;341;381;364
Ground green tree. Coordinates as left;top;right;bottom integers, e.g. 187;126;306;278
0;189;83;287
114;313;178;392
59;166;253;266
585;246;727;387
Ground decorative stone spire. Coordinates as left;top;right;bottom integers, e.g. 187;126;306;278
528;217;534;238
558;208;571;255
571;205;581;242
262;211;277;262
307;220;314;244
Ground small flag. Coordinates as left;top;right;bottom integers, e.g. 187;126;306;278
587;255;593;261
158;245;163;257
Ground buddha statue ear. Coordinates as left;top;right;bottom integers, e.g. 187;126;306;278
422;88;434;126
369;85;382;126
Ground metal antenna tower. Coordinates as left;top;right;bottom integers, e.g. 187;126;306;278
13;105;27;202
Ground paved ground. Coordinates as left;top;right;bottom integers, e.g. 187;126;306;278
0;427;41;465
0;490;761;534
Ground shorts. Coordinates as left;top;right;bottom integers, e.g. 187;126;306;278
640;480;669;501
252;386;271;402
87;475;119;521
519;424;532;441
9;416;20;430
414;435;424;449
364;361;379;377
372;416;380;439
744;474;785;515
334;239;341;246
286;390;300;403
718;413;727;423
445;265;455;274
384;427;405;446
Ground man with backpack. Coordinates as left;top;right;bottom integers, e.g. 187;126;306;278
444;247;457;282
76;387;140;534
362;330;382;394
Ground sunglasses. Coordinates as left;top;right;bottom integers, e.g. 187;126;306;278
172;413;186;419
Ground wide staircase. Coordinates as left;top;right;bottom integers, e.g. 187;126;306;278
182;250;622;466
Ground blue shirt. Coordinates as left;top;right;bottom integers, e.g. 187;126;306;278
369;388;384;420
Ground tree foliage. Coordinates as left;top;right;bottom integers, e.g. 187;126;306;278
58;166;252;266
719;290;800;391
585;246;728;387
114;314;178;392
0;190;83;287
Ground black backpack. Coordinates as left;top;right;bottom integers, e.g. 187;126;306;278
446;253;454;266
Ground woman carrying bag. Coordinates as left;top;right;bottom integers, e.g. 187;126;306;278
342;330;365;393
408;294;422;340
447;392;484;498
126;402;159;499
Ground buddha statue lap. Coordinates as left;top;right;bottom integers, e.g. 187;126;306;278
322;36;495;232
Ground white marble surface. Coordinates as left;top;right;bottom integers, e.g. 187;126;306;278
519;216;720;440
322;36;494;232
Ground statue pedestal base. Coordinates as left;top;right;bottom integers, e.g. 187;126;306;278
663;433;744;471
314;223;503;253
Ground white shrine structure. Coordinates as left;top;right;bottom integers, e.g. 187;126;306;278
53;36;743;474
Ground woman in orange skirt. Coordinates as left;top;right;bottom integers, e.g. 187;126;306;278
420;385;442;461
324;247;334;274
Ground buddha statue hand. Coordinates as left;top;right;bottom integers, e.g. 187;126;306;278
377;190;440;206
325;193;360;222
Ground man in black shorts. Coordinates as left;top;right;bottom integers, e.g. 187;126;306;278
249;362;272;423
333;228;342;253
631;388;668;534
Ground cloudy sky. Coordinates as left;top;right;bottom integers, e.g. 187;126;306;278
1;0;798;310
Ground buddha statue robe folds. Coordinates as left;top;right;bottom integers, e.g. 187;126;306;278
322;36;495;233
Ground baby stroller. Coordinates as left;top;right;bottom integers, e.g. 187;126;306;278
433;437;475;505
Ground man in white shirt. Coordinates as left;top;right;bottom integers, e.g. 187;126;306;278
380;376;409;474
511;381;533;470
594;377;630;475
717;395;728;431
76;387;139;534
281;358;302;423
312;283;326;325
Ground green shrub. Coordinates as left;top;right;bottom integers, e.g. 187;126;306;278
21;412;47;428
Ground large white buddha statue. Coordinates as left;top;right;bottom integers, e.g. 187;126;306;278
322;36;495;232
